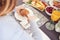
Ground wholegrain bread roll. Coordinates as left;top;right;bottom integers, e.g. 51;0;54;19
0;0;6;12
0;0;16;16
5;0;16;13
0;0;10;16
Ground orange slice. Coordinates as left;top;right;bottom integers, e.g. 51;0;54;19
51;10;60;21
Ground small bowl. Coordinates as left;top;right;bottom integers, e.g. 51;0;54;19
45;6;55;16
49;0;60;10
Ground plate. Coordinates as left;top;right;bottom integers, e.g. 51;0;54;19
14;4;50;40
0;0;6;14
14;6;34;21
0;0;10;16
49;0;60;9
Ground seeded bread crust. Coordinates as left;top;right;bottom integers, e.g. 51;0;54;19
5;0;16;13
0;0;10;16
0;0;6;13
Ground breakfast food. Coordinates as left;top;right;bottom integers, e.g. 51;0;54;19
16;6;29;17
51;10;60;21
45;6;55;16
15;10;28;21
0;0;16;16
15;5;34;21
0;0;10;16
45;22;54;30
0;0;6;13
53;1;60;8
25;0;47;11
4;0;11;13
31;0;47;11
49;0;60;9
15;6;33;29
46;7;54;13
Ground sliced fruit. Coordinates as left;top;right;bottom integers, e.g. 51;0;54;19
51;10;60;21
53;10;60;17
51;13;59;21
31;0;46;11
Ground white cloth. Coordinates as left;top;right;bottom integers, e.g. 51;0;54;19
0;15;34;40
0;15;50;40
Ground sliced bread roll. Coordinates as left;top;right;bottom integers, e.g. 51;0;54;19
5;0;16;13
0;0;16;16
0;0;10;16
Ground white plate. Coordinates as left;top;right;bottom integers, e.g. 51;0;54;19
49;0;60;9
14;7;34;21
14;11;28;21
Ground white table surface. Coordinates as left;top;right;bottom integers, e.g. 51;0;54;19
0;14;50;40
0;15;34;40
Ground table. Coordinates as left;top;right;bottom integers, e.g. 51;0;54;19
17;0;60;40
39;10;60;40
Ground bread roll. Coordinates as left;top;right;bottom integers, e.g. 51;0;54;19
5;0;16;13
0;0;16;16
0;0;10;16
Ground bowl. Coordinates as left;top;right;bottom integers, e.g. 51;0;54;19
49;0;60;10
45;6;55;16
